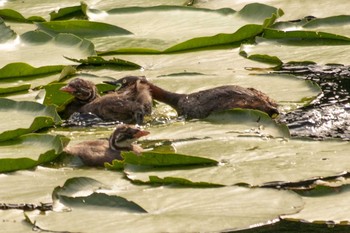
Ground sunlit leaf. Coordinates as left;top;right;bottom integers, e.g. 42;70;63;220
0;98;61;141
28;177;303;233
91;3;283;53
0;63;63;79
36;20;132;38
53;177;147;213
0;17;17;43
0;134;66;172
284;185;350;225
0;8;45;22
106;151;218;170
65;56;142;69
50;2;88;20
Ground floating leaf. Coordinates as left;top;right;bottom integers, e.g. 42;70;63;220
0;32;95;68
50;2;88;20
106;151;218;170
0;133;66;172
53;177;147;213
0;63;63;79
92;3;283;53
28;182;303;233
65;56;142;69
36;20;132;38
0;8;45;22
284;185;350;225
0;98;61;141
0;17;17;43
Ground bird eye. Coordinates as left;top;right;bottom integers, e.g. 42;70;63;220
122;79;127;84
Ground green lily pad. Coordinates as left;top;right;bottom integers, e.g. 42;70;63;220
193;0;348;20
27;176;303;233
50;2;88;21
0;8;45;22
283;185;350;225
106;151;218;170
0;32;95;68
65;56;142;69
36;20;132;38
0;98;61;141
90;3;282;53
0;63;63;79
125;138;350;187
53;177;147;213
0;133;65;172
0;17;17;43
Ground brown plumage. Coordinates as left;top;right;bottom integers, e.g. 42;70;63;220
104;76;279;119
59;78;100;118
63;124;150;166
60;78;149;124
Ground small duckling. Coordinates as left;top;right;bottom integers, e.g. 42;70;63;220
104;76;279;119
63;124;150;166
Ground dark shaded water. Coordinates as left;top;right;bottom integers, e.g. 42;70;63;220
276;63;350;140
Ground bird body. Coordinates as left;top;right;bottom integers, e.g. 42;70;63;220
105;76;279;119
60;78;150;124
63;125;149;166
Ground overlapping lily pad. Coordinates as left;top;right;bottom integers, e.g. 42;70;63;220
88;3;283;53
0;133;65;172
0;32;95;68
26;176;303;233
0;98;61;141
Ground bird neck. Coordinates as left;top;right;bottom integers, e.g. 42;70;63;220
78;88;100;104
147;82;184;109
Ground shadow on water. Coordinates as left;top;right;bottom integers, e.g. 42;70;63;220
275;63;350;140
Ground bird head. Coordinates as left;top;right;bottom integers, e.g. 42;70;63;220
60;78;98;102
109;124;150;151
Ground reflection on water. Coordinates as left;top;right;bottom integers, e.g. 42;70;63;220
276;63;350;140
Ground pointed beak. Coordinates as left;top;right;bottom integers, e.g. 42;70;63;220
59;85;75;93
133;130;150;139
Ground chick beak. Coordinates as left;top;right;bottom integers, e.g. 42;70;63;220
59;85;76;93
133;130;150;139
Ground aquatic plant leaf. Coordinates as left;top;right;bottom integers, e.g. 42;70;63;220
50;2;88;20
125;138;350;187
0;63;63;79
0;98;61;141
0;8;45;22
0;17;17;43
36;20;132;38
283;185;350;225
0;83;31;95
0;133;65;172
53;177;147;213
28;183;303;233
64;56;142;69
105;151;218;170
91;3;283;53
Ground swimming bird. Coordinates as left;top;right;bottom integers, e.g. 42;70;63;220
60;78;148;124
63;124;150;166
104;76;279;119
